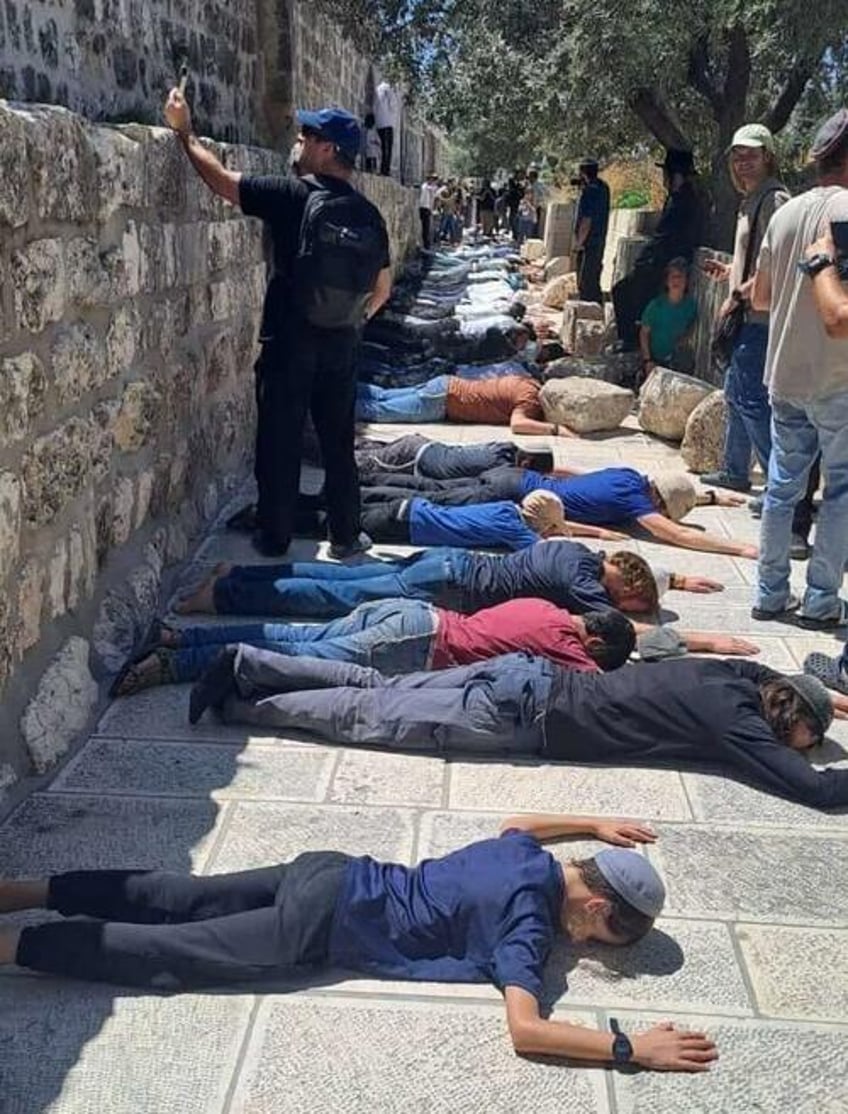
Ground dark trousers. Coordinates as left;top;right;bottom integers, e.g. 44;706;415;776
419;207;432;248
378;127;393;176
577;241;605;304
612;262;662;349
17;854;350;988
361;473;522;508
793;456;821;540
255;330;360;547
221;646;553;755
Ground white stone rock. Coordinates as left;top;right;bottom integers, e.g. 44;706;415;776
135;470;154;530
112;477;135;546
20;636;98;774
541;273;578;310
47;539;68;619
105;304;139;382
16;558;43;653
540;377;634;433
561;299;604;349
638;367;714;441
0;471;21;582
573;318;607;357
521;238;545;262
682;389;729;473
543;256;571;281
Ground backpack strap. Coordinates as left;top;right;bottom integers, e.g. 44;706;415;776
741;186;781;282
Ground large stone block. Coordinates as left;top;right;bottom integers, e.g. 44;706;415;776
90;124;145;219
681;389;728;473
521;237;545;262
0;102;30;226
541;272;578;309
638;367;714;440
0;352;46;442
105;303;140;381
24;105;98;223
51;322;102;405
65;236;110;305
561;299;604;349
16;558;44;653
573;317;607;357
112;379;162;451
544;255;572;281
0;471;22;581
543;353;639;386
11;238;66;332
540;377;634;433
22;417;97;525
20;636;98;773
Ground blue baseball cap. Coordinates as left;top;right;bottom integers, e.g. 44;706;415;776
296;108;361;157
595;849;666;919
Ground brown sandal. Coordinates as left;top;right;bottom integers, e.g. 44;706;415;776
109;649;175;698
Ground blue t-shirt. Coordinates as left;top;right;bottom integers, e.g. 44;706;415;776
519;467;656;525
458;538;614;613
576;179;611;248
409;498;538;551
328;830;563;998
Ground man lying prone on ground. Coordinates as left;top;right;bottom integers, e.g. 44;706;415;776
0;813;718;1073
191;650;848;810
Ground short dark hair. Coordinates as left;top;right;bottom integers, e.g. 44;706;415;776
583;610;636;670
760;679;823;744
537;340;565;364
817;131;848;177
664;256;690;280
515;448;554;473
574;857;655;943
333;146;357;170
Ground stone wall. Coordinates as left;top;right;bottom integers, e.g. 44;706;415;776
0;100;420;799
0;0;260;141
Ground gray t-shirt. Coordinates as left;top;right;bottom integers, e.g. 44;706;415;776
729;177;791;327
758;185;848;401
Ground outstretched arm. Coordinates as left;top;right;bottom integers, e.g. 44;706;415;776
499;814;655;846
164;88;242;206
505;988;718;1071
637;512;757;558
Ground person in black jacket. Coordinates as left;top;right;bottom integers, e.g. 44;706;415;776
612;149;707;350
190;652;848;811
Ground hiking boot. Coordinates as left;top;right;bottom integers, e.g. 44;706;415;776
701;471;751;493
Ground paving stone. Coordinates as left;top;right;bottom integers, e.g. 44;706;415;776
736;924;848;1020
0;978;252;1114
646;825;848;926
50;737;335;801
418;809;617;864
0;794;222;875
96;684;273;743
207;802;417;873
230;996;610;1114
559;919;751;1016
448;762;692;820
610;1013;848;1114
330;749;446;807
683;772;848;829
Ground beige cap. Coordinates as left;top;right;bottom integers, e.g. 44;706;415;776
521;489;568;536
651;472;697;521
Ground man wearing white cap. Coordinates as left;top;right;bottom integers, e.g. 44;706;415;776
0;812;721;1072
751;108;848;627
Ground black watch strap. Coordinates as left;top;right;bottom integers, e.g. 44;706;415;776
610;1017;634;1064
800;253;835;277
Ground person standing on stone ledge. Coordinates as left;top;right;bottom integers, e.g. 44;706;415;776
612;149;706;352
163;88;393;559
572;157;611;305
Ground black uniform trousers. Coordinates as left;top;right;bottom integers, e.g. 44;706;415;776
255;326;360;548
577;241;605;305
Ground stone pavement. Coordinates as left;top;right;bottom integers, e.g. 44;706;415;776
2;417;847;1114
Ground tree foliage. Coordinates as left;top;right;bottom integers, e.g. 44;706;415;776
319;0;848;244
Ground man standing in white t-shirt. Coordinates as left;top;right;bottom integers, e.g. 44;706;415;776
751;109;848;627
418;173;440;249
374;80;401;176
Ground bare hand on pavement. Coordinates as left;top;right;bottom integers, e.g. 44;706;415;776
681;576;724;594
594;820;657;847
708;635;759;656
632;1022;718;1072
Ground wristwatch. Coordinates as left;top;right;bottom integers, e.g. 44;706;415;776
798;253;835;277
610;1018;634;1064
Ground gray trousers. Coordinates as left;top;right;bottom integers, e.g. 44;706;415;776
222;647;554;756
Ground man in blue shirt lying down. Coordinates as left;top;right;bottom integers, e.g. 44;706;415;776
0;813;718;1073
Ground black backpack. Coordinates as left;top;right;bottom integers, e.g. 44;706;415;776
295;177;387;330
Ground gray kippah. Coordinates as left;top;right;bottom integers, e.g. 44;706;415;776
784;674;833;735
594;849;666;919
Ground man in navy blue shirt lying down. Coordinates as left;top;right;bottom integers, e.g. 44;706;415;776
0;814;719;1073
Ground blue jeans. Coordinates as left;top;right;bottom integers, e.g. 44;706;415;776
213;549;470;618
757;389;848;618
723;323;773;483
355;376;449;423
171;600;438;682
221;648;553;756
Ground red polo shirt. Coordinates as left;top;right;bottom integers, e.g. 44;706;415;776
432;599;599;671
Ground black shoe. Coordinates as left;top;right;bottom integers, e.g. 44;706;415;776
701;471;751;494
226;503;259;533
789;534;811;561
251;530;291;558
751;594;801;622
189;647;238;725
328;532;373;560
